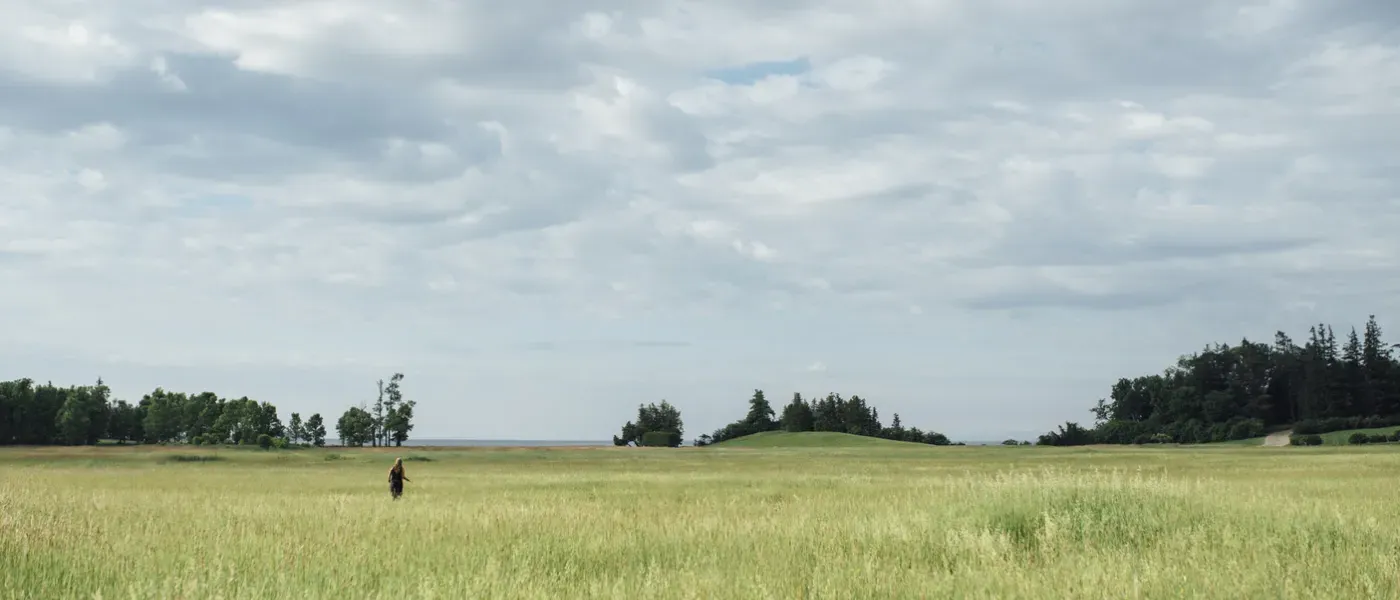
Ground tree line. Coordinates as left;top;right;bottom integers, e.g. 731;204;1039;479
0;372;418;448
613;390;958;447
1039;315;1400;445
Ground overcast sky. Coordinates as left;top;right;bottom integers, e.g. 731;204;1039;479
2;0;1398;442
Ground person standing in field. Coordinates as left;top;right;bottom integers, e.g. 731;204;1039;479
388;457;411;500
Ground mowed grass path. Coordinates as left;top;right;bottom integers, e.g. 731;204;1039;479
3;444;1399;599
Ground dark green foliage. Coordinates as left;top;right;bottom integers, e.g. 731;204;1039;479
1290;434;1323;446
640;431;681;447
305;413;327;447
693;391;953;446
376;373;417;447
2;369;405;450
257;434;273;449
1038;422;1094;446
164;454;224;463
336;407;376;447
614;401;684;446
1228;419;1266;441
1348;432;1371;445
780;393;814;432
1002;439;1021;445
404;455;433;462
1293;415;1400;435
924;432;952;445
288;413;304;445
1050;316;1400;445
743;390;778;433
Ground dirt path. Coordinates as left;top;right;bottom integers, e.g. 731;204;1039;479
1263;430;1292;446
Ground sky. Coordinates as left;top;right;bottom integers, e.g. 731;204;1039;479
1;0;1398;443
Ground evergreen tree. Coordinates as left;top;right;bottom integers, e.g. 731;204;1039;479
743;389;778;432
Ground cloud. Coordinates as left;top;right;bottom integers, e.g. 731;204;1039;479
1;0;1398;441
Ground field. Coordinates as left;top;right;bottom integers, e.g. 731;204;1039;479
3;442;1400;599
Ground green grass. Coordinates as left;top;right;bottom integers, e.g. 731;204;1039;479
1315;426;1400;446
4;444;1400;599
709;430;921;448
1209;426;1400;447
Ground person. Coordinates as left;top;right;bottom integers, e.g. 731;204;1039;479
388;457;411;500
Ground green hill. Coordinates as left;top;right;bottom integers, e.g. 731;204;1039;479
708;431;928;448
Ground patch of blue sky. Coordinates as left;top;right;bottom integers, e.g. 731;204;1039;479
704;57;811;85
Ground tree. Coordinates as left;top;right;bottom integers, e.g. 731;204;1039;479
337;406;376;447
743;389;778;433
55;387;92;446
107;400;138;444
305;413;327;447
141;388;183;444
1049;315;1400;445
259;402;285;439
372;379;386;447
288;413;305;445
386;401;416;447
780;393;814;432
703;389;952;446
382;374;413;446
615;401;684;446
213;397;262;445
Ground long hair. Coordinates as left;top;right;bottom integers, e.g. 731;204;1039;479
390;457;404;477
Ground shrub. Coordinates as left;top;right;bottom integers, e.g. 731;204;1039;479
192;436;205;446
404;455;433;462
272;437;289;449
1002;439;1021;446
1228;419;1266;441
257;434;273;450
164;454;223;463
1290;434;1323;446
640;431;680;447
1391;430;1400;443
1349;433;1371;445
1292;420;1321;435
1208;423;1230;443
1369;434;1390;444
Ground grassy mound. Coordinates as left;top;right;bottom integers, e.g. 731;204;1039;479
709;431;926;448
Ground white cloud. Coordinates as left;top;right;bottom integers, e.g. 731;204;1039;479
1;0;1398;442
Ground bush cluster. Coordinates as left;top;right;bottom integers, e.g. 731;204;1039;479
1346;430;1400;445
640;431;681;447
1078;418;1267;446
1293;415;1400;435
1290;434;1323;446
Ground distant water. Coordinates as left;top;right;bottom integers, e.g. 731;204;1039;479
401;438;612;447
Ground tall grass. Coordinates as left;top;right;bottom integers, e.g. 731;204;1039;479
2;445;1398;599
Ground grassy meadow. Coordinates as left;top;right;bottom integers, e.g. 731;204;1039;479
3;441;1400;599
